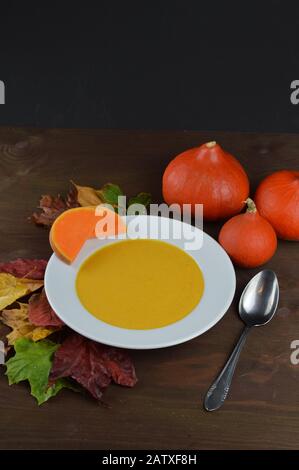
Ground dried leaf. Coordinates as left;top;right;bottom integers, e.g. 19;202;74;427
29;289;64;327
32;188;79;227
32;194;67;227
0;273;43;310
101;347;139;387
0;258;47;280
5;338;74;405
65;185;80;209
72;182;103;207
49;333;137;400
1;303;56;345
32;182;152;225
74;181;124;211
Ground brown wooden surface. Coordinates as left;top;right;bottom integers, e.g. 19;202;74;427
0;127;298;450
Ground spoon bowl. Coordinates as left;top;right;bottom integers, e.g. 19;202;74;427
239;270;279;327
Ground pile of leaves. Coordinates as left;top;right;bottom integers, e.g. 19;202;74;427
32;181;151;226
0;181;150;405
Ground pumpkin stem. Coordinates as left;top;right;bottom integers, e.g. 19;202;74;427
245;198;257;213
206;141;217;148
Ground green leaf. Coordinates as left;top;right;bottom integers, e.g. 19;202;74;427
97;183;124;207
128;192;152;208
5;337;73;405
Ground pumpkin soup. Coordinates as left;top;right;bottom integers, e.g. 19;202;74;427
76;239;204;329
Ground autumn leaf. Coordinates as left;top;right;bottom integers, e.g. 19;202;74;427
0;258;47;280
49;333;137;400
65;184;79;209
0;273;43;310
32;194;67;227
97;183;124;207
5;338;74;405
1;302;57;345
72;181;124;210
128;192;152;210
71;181;103;207
29;289;64;327
32;188;79;227
101;347;139;387
32;182;152;226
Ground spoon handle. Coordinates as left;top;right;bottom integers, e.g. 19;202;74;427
204;326;251;411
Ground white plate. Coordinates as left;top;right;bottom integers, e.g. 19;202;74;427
45;215;236;349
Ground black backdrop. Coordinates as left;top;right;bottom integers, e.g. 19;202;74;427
1;1;299;132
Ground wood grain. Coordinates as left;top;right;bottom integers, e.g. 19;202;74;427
0;127;298;450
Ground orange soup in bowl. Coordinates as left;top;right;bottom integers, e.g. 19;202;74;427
76;239;204;329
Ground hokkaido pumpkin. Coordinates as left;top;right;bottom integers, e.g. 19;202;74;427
218;198;277;268
50;206;126;263
255;170;299;241
162;141;249;220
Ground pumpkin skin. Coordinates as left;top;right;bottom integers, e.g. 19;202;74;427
255;170;299;241
219;199;277;268
162;141;249;221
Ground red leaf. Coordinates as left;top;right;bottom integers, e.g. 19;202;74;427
65;185;79;209
101;348;139;387
28;289;64;327
32;188;79;227
0;258;47;280
31;194;67;227
49;333;137;400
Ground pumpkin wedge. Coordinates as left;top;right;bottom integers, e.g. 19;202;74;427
49;206;126;263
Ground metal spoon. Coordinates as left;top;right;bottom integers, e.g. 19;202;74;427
204;269;279;412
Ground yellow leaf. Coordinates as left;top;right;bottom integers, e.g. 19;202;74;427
72;181;103;207
0;273;43;310
1;303;56;345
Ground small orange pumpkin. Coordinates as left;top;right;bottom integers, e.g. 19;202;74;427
255;170;299;241
219;198;277;268
162;141;249;220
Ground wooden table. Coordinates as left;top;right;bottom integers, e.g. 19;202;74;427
0;128;298;450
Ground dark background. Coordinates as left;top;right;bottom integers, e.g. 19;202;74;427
0;1;299;132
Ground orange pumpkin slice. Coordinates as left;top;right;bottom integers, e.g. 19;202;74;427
49;206;126;263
